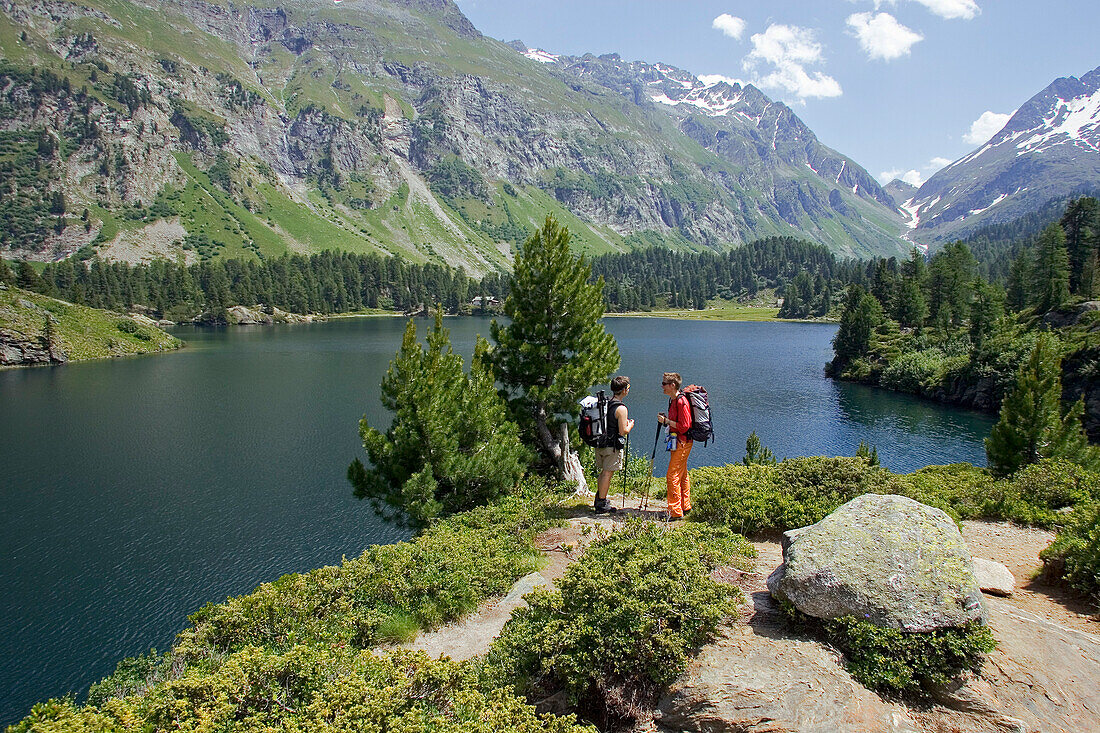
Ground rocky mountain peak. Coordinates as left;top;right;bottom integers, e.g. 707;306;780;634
905;64;1100;245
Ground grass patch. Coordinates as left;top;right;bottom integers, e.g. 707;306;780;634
0;286;181;362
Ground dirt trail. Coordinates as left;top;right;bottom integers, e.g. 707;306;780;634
402;500;1097;661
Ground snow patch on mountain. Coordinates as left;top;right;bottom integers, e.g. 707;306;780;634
969;193;1008;216
1015;91;1100;154
523;48;558;64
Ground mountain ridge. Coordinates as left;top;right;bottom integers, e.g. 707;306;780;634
906;64;1100;246
0;0;911;271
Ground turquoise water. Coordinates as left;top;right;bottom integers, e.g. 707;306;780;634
0;317;994;724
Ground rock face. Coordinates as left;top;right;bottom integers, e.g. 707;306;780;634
767;494;985;632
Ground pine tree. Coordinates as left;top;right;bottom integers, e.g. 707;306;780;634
1030;223;1071;313
1060;197;1099;295
16;261;49;294
743;431;777;465
831;285;883;367
1005;248;1031;312
348;312;530;525
856;440;880;466
491;215;619;476
985;333;1099;477
0;258;14;286
969;279;1004;352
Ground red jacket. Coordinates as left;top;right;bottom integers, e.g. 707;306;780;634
669;393;693;442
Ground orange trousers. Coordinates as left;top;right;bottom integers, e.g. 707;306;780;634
666;441;693;517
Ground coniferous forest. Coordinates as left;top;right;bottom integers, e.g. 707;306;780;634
828;196;1100;444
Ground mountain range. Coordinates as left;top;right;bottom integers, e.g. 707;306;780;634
1;0;1097;273
0;0;913;274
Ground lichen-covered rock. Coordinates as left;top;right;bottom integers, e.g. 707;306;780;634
767;494;984;632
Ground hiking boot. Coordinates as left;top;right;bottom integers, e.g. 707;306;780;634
594;498;618;514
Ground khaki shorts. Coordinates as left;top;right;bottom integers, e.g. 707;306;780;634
595;446;623;472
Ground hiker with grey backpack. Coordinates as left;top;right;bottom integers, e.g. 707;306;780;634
579;375;634;514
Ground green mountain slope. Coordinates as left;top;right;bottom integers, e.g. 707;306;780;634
0;0;909;272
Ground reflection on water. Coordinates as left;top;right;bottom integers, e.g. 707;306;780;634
0;316;994;725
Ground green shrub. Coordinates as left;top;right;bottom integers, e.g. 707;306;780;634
484;521;752;728
691;457;907;534
15;649;594;733
880;348;949;393
819;615;995;693
1041;501;1100;605
901;463;994;520
171;492;551;665
778;601;995;693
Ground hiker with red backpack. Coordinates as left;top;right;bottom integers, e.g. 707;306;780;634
658;373;713;520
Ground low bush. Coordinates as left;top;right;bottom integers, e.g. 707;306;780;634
691;457;910;534
483;521;753;729
691;457;1100;537
172;491;551;663
778;602;996;693
1041;501;1100;606
14;649;594;733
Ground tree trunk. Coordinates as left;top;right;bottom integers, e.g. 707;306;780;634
560;422;588;494
535;405;588;493
535;404;563;464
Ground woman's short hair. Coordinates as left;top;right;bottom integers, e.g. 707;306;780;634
610;375;630;394
663;372;682;389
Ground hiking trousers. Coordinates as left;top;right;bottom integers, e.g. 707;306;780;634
666;441;693;517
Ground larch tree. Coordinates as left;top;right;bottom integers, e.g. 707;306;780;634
1030;223;1071;313
490;215;619;484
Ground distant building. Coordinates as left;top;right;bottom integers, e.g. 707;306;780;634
470;295;501;307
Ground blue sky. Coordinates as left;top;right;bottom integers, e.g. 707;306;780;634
455;1;1100;188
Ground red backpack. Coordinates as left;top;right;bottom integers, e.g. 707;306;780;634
680;385;714;446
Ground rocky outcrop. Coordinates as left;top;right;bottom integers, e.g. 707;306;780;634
651;588;1100;733
767;494;985;632
0;327;66;365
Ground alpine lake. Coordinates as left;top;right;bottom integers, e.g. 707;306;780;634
0;316;996;725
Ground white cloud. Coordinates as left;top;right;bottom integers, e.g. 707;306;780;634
963;110;1012;144
879;168;924;186
909;0;980;20
698;73;746;88
869;0;981;21
878;156;953;186
712;13;746;40
846;12;923;60
743;24;842;100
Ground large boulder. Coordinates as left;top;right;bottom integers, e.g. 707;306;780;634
767;494;984;632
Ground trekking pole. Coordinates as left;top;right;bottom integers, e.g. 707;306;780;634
620;434;630;511
643;421;661;513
